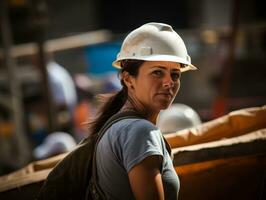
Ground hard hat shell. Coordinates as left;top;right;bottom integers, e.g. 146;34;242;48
112;22;197;72
33;132;77;159
157;103;202;134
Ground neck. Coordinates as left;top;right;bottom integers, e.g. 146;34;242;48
121;98;159;124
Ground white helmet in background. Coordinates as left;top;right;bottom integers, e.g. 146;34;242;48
112;22;197;72
33;132;77;160
157;103;202;134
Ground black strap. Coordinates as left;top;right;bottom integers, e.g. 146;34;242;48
90;110;144;199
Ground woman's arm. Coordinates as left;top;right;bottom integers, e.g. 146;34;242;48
128;155;164;200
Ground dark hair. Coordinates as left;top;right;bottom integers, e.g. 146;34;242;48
88;59;144;136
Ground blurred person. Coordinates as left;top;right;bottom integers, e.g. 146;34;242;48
44;56;78;137
47;60;77;117
73;72;122;141
73;74;98;141
73;96;91;141
26;57;78;145
157;103;202;134
27;100;48;145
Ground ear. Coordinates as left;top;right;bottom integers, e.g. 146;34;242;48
122;71;135;90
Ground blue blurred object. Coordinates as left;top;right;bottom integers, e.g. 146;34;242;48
85;42;121;75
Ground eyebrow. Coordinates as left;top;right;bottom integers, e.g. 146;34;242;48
151;66;181;71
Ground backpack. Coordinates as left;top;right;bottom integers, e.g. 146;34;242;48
36;111;144;200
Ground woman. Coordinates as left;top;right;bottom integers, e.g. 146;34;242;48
91;22;196;200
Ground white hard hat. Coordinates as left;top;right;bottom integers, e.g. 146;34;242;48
33;132;77;160
157;103;202;134
112;22;197;72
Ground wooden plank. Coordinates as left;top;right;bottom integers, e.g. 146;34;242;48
0;29;112;58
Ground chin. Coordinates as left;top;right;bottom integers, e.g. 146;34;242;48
153;96;174;110
156;101;172;110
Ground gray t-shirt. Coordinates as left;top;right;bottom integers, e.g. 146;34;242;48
96;118;180;200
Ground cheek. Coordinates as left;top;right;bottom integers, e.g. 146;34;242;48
139;78;156;93
150;81;161;94
135;81;151;99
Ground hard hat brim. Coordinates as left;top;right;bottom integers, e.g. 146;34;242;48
112;55;197;72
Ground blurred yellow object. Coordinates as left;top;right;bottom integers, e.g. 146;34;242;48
9;0;28;6
0;121;13;138
201;30;218;45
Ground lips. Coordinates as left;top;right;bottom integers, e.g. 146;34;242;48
157;92;173;99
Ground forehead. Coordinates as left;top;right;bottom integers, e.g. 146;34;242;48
141;61;181;70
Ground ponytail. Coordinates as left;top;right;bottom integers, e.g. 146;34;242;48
88;87;128;136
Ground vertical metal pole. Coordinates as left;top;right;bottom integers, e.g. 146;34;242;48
212;0;240;118
30;0;56;132
36;37;56;133
0;0;30;167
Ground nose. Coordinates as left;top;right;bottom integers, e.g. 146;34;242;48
162;73;174;88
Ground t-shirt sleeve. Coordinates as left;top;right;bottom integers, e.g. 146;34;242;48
117;119;164;173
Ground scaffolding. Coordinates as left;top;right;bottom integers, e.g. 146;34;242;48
0;0;112;172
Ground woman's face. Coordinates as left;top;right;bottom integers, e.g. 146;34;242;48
128;61;181;113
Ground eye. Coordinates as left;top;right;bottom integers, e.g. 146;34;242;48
152;70;164;77
171;72;181;81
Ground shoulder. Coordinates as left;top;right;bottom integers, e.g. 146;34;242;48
111;118;162;146
113;119;164;172
113;118;158;136
116;118;156;130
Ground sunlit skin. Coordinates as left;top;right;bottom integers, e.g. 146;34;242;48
122;61;181;124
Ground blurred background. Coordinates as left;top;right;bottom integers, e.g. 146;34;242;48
0;0;265;176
